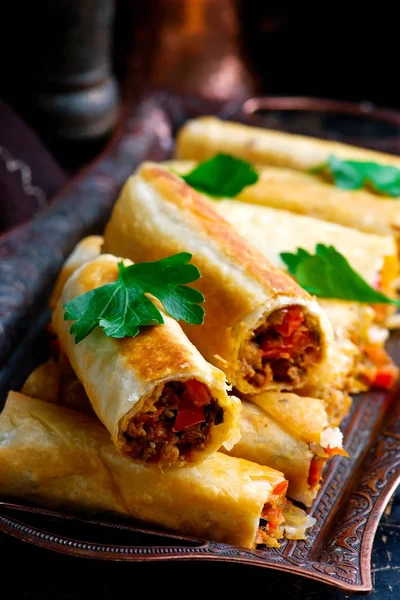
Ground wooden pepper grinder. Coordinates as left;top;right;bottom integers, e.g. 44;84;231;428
1;0;120;167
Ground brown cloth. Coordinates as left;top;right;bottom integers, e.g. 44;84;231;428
0;99;67;233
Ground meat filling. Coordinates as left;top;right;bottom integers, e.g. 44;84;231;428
242;306;322;389
255;480;288;546
123;379;223;465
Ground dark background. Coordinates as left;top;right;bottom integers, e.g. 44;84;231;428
1;1;400;171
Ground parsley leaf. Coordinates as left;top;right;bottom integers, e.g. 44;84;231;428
312;154;400;197
181;153;259;197
280;244;400;307
64;253;205;344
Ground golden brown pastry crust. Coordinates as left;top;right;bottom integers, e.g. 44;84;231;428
139;165;303;295
175;116;400;171
165;159;400;245
53;254;241;466
50;236;104;310
214;199;398;313
246;391;328;444
103;163;333;395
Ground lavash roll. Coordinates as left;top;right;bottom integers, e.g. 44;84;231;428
103;162;334;396
52;254;241;467
167;157;400;248
175;116;400;172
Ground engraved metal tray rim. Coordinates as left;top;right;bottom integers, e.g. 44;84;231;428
0;89;399;593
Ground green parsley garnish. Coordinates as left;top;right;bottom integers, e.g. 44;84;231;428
312;155;400;197
64;253;205;344
181;153;259;197
280;244;400;307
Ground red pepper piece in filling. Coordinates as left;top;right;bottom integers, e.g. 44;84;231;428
184;379;211;407
272;480;288;496
173;406;205;431
172;380;210;432
263;506;286;531
274;306;304;337
307;456;326;489
260;306;312;360
261;342;294;360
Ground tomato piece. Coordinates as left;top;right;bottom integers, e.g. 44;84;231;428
173;406;205;431
272;480;288;496
260;318;314;360
262;506;286;531
274;306;304;337
260;332;294;356
372;369;398;390
261;345;294;359
307;456;326;489
172;380;210;431
292;328;312;346
184;379;211;407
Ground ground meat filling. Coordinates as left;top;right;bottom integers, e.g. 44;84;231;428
123;380;223;465
242;306;322;389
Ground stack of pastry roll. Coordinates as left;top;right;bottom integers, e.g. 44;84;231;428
0;237;318;549
57;230;347;505
175;117;400;252
6;120;400;550
52;252;242;468
102;164;348;494
0;391;315;549
21;358;342;508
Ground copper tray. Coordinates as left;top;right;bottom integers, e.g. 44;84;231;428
0;90;399;593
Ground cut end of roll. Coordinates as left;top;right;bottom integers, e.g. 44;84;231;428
238;304;323;394
255;478;288;547
119;378;239;467
255;484;315;547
